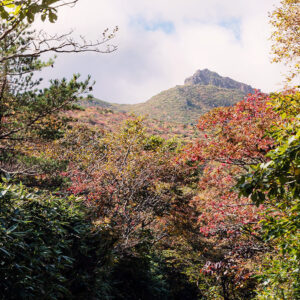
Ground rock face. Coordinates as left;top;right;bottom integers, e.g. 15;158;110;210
184;69;255;94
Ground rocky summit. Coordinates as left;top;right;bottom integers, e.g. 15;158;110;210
184;69;255;94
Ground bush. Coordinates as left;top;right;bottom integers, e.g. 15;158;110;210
0;182;113;300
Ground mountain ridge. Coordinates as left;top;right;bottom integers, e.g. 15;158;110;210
84;69;257;124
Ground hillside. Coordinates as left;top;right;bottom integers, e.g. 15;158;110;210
67;107;199;140
84;69;256;124
118;84;247;124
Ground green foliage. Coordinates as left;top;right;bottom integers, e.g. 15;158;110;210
109;254;170;300
238;129;300;205
160;246;206;299
143;135;165;150
238;90;299;206
0;182;113;300
143;134;182;152
0;0;76;23
255;236;300;300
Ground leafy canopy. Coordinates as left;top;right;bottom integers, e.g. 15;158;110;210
237;89;300;299
0;0;78;23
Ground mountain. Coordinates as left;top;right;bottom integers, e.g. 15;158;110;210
117;84;247;124
184;69;255;94
85;69;256;124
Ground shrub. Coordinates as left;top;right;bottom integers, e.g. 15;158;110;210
0;182;113;300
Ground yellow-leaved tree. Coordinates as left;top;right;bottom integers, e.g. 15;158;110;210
270;0;300;81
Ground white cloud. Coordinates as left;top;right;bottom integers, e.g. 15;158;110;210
35;0;287;103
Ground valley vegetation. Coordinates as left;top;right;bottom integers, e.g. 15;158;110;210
0;0;299;299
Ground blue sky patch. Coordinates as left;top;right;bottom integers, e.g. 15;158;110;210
219;18;241;41
130;16;175;34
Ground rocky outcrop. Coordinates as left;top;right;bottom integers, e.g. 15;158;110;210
184;69;256;94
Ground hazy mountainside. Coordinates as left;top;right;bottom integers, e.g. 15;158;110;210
82;98;115;109
85;69;256;124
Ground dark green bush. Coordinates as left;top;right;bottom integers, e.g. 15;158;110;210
0;182;113;300
109;254;169;300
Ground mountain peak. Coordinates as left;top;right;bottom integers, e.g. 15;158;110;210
86;69;258;124
184;69;255;94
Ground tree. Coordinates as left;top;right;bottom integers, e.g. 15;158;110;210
269;0;300;81
0;0;79;23
0;181;115;299
0;0;117;65
237;89;300;299
184;92;278;235
0;2;117;178
44;118;204;298
45;118;190;253
182;92;280;298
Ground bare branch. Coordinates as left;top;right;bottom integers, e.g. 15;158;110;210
0;27;118;64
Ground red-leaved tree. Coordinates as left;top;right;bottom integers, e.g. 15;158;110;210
182;92;280;298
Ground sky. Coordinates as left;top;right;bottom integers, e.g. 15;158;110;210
35;0;289;104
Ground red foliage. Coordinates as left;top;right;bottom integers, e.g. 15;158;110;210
182;92;281;287
184;92;279;236
187;92;277;167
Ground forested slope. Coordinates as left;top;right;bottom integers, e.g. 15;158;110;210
86;69;254;124
0;1;299;300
